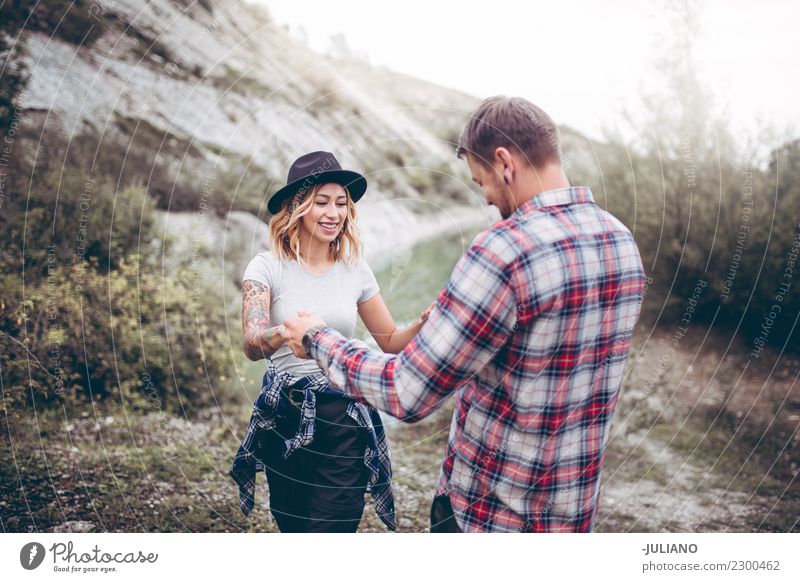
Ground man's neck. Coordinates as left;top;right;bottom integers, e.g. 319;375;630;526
513;163;571;209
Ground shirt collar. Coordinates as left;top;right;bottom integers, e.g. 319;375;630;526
513;186;595;217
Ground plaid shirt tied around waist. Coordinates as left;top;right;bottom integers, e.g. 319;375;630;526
309;186;646;533
229;359;396;531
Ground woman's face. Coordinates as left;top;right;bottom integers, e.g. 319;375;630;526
300;183;349;246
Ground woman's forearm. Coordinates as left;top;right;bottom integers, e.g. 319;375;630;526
381;318;425;354
242;280;285;361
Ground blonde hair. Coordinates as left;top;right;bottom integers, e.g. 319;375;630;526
268;183;362;266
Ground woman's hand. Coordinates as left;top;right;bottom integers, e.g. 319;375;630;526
284;311;327;358
263;323;288;350
420;301;435;323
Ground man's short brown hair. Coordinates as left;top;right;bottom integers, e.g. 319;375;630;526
457;96;561;168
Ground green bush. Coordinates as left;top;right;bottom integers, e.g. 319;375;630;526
569;129;800;350
1;132;232;418
1;0;108;46
0;251;230;415
0;165;156;274
0;36;28;136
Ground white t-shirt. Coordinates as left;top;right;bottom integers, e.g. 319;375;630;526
242;250;380;377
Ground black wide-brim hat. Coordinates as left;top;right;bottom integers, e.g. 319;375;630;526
267;151;368;214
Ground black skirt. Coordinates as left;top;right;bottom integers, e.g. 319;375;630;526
257;389;370;533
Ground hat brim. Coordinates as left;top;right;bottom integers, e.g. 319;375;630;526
267;170;367;214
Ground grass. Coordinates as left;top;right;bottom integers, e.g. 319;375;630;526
598;351;799;533
641;408;794;502
113;112;203;159
0;394;452;532
0;400;273;533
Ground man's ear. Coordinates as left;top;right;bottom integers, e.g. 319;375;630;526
494;147;514;185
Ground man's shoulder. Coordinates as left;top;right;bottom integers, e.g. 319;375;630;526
469;215;548;266
593;205;635;238
470;198;637;267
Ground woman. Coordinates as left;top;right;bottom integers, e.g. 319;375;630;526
231;151;432;533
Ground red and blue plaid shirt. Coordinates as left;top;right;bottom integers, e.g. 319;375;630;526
310;186;646;532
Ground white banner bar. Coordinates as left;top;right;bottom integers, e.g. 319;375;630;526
2;533;796;581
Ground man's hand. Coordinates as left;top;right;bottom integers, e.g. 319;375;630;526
283;310;326;358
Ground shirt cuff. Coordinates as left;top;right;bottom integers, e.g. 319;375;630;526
310;326;345;366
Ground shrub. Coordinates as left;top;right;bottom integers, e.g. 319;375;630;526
0;132;232;418
1;0;108;47
0;251;230;415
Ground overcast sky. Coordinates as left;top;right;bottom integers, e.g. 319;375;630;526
251;0;798;143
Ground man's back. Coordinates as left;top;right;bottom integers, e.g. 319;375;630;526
438;186;646;532
304;185;646;533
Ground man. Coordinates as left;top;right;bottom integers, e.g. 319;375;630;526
284;96;646;533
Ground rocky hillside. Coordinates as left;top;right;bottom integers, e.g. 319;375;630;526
8;0;481;246
3;0;600;268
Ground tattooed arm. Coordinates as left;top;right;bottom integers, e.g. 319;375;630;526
242;280;287;361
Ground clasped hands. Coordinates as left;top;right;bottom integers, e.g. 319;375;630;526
282;310;326;359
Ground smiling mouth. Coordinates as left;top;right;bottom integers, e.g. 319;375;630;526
319;222;339;233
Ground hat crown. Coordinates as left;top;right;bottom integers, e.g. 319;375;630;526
267;150;366;214
286;151;343;185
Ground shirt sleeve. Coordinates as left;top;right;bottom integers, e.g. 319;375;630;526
358;261;380;304
310;238;518;422
242;252;275;289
